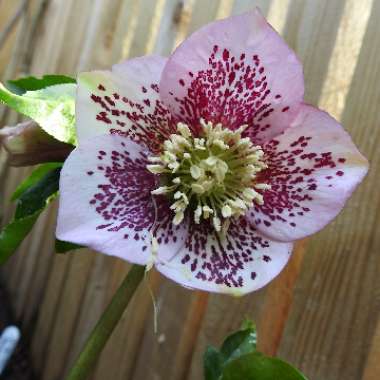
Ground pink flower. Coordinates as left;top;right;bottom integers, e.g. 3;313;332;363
56;10;368;295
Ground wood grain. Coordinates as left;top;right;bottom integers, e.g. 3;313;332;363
0;1;378;380
278;2;380;380
257;240;307;356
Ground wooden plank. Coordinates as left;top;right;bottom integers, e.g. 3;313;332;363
171;291;209;380
0;1;378;380
41;251;95;380
55;0;95;74
13;206;55;319
282;0;346;104
108;0;137;63
149;0;183;56
30;254;71;373
64;254;115;375
278;1;380;379
318;0;373;119
92;268;161;380
76;0;124;71
231;0;272;16
187;286;268;380
131;277;205;380
0;0;25;77
186;0;220;35
6;0;78;324
257;240;307;356
21;206;60;331
362;318;380;380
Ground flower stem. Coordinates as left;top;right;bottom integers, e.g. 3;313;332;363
65;264;145;380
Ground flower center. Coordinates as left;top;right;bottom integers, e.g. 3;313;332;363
147;120;270;232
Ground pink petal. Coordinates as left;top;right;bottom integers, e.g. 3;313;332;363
56;134;186;264
76;55;175;152
249;104;369;242
160;9;304;142
155;217;292;295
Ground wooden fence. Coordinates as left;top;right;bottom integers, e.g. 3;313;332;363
0;1;379;379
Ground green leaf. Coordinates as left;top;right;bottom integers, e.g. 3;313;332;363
0;82;77;145
220;325;257;363
204;346;224;380
55;239;83;253
15;167;61;219
203;322;307;380
221;353;309;380
241;319;255;330
0;168;61;264
6;75;76;95
12;163;62;200
204;324;257;380
0;212;42;264
0;193;58;265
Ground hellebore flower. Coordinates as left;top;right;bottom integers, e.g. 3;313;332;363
57;10;368;295
0;120;73;166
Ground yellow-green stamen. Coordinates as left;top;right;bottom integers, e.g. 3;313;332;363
147;120;270;232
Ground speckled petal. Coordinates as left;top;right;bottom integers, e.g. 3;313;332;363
160;9;304;142
76;55;175;152
56;134;186;264
249;105;369;242
155;217;292;295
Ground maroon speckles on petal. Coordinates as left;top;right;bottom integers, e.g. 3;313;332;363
151;84;159;93
86;144;175;246
252;132;347;229
167;47;285;140
89;82;176;153
222;49;230;61
175;218;274;288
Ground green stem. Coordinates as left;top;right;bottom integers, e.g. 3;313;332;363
65;264;145;380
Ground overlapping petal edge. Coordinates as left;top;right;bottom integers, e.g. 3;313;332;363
56;9;368;295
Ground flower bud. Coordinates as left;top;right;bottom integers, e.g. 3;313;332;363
0;121;73;166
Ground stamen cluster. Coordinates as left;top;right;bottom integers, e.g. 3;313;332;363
147;120;270;232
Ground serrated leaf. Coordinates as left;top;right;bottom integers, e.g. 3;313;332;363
220;326;257;363
221;353;309;380
55;239;83;253
0;82;77;145
6;75;76;95
12;163;62;200
204;346;224;380
0;168;61;264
